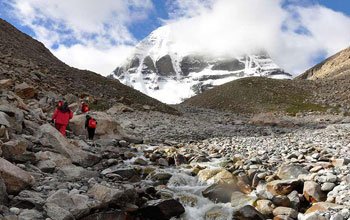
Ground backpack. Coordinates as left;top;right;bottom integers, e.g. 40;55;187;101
88;118;97;129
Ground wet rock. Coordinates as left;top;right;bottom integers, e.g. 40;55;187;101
87;183;137;208
202;182;238;203
273;207;298;219
266;179;303;196
231;191;257;208
148;172;173;185
14;82;36;99
256;199;275;216
101;166;137;179
158;158;168;166
303;181;326;203
177;194;198;207
174;154;187;166
0;158;35;194
277;164;309;180
205;206;230;220
134;158;148;165
134;199;185;220
232;205;266;220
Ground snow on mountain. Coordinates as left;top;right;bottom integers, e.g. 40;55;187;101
110;25;292;104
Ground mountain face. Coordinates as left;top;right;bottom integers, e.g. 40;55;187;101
0;19;177;114
298;47;350;80
111;26;292;104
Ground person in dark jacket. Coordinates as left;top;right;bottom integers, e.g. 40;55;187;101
85;115;97;140
52;102;73;136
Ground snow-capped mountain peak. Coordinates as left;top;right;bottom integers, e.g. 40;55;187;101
111;25;291;104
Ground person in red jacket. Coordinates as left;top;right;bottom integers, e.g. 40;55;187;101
52;102;73;136
81;102;89;113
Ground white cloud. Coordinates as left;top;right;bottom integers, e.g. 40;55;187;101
6;0;154;75
53;44;134;75
166;0;350;75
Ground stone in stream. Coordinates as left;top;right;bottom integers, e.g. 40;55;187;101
231;191;257;208
202;182;238;203
232;205;266;220
266;179;303;196
272;207;298;219
303;181;326;203
277;164;309;180
133;199;185;220
205;206;231;220
256;199;275;216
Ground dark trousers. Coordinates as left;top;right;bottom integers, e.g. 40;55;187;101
87;128;95;140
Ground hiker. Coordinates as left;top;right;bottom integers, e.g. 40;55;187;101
85;115;97;140
81;102;89;113
52;102;73;136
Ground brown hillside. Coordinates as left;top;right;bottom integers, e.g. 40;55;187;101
0;18;178;114
183;77;324;115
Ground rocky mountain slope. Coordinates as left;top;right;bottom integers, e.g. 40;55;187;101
0;19;177;114
110;25;291;104
298;47;350;80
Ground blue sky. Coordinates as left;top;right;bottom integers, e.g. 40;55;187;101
0;0;349;76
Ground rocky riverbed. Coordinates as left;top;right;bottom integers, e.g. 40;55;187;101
2;80;350;220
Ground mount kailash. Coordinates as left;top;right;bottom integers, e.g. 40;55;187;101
110;25;292;104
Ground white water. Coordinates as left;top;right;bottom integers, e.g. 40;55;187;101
121;145;237;220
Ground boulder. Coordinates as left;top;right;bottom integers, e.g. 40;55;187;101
205;206;230;220
69;112;125;138
231;191;257;208
106;103;134;114
57;165;98;181
277;164;309;180
232;205;266;220
35;151;72;173
0;112;10;127
46;189;99;218
1;140;28;162
273;207;298;218
134;199;185;220
0;158;35;194
87;183;137;207
14;82;36;99
13;190;45;209
266;179;303;196
303;181;326;203
36;124;100;167
256;199;275;216
101;166;137;179
18;209;44;220
202;182;238;203
0;104;24;132
305;202;345;214
44;202;75;220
